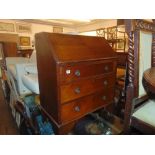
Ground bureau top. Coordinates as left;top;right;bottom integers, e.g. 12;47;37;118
35;32;117;63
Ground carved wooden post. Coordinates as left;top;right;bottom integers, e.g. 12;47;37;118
124;19;155;134
124;20;135;134
128;31;135;85
152;20;155;67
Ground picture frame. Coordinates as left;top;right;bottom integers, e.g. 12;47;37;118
0;22;15;32
117;41;125;50
53;26;63;33
116;39;126;52
16;23;31;33
19;36;31;46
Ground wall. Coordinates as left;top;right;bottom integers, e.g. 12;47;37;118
79;31;97;36
78;20;119;37
0;19;119;48
76;19;117;33
0;19;76;49
79;21;126;37
31;23;76;41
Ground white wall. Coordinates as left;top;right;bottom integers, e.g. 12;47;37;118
76;19;117;33
0;19;76;48
0;19;119;48
79;31;97;36
31;23;75;41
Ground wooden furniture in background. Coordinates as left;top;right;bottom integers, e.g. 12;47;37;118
116;52;128;68
0;42;18;101
115;52;128;118
116;52;128;92
124;19;155;134
0;42;18;70
2;42;18;57
96;26;127;52
0;33;18;43
35;32;117;134
0;42;18;80
116;52;128;86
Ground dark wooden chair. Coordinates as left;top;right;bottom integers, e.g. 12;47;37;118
124;19;155;134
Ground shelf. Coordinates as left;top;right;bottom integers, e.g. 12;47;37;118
18;49;33;58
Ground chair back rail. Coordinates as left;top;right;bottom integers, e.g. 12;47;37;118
133;95;148;108
132;117;155;134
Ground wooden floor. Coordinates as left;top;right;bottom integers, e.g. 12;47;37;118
0;80;19;135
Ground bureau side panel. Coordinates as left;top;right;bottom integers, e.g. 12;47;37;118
35;33;59;123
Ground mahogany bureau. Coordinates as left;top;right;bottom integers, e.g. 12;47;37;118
35;32;117;134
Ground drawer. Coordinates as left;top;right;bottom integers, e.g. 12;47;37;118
60;75;115;103
59;61;116;83
61;88;114;123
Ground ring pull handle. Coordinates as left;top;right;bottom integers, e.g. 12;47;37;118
74;106;80;112
74;87;81;94
75;70;80;77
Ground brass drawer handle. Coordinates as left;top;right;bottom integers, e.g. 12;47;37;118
75;70;81;77
74;106;80;112
104;65;109;71
102;96;107;101
74;87;81;94
104;80;108;85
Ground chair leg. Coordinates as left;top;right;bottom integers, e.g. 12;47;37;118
123;84;134;134
124;104;132;134
123;124;131;134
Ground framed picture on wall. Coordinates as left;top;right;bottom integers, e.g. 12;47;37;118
117;41;124;49
0;22;15;32
19;36;31;46
116;39;126;52
16;23;31;33
53;26;63;33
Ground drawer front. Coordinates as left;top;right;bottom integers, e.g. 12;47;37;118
60;75;115;103
61;88;114;123
59;61;115;83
